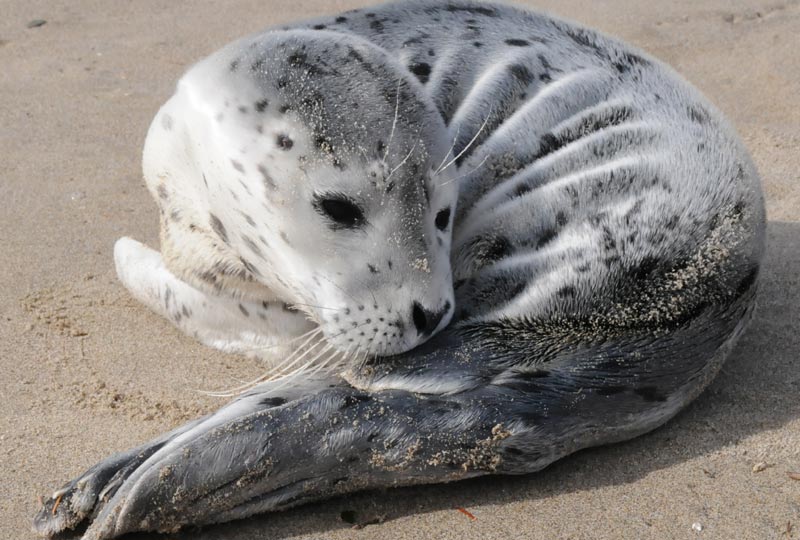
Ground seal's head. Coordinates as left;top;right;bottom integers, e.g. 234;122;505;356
195;32;458;356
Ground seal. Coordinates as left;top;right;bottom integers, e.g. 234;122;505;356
34;1;765;538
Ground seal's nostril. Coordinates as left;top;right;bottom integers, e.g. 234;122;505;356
412;302;427;333
412;301;449;336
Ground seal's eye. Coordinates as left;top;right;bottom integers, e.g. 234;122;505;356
313;194;365;230
435;207;451;231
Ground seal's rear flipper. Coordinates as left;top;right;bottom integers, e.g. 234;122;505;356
114;237;313;361
32;416;206;537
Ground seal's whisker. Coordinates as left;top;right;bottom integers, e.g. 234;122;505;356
305;346;344;378
356;346;372;373
385;140;418;185
382;78;403;165
250;325;322;358
439;154;490;187
317;273;361;306
435;106;493;175
269;333;328;379
434;124;461;174
289;302;344;312
225;340;336;398
279;342;335;381
202;330;325;396
214;325;320;357
195;328;324;396
251;343;345;398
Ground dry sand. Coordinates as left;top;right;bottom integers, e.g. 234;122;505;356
1;1;799;538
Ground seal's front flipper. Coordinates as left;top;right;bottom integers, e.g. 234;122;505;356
113;237;314;360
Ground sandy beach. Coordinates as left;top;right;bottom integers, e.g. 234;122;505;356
2;0;798;538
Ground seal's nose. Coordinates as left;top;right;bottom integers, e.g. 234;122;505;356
412;300;451;337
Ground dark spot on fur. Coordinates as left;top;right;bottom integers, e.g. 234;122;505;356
242;235;264;259
409;62;431;83
367;263;378;274
505;38;530;47
231;159;245;173
238;303;250;317
239;211;256;227
688;105;709;124
629;256;660;281
254;99;269;113
665;215;680;230
229;59;239;72
259;397;287;407
736;266;759;297
483;235;513;262
557;285;576;298
341;394;370;409
442;4;498;17
473;41;483;47
601;226;617;252
287;51;307;68
732;200;746;218
508;63;534;86
258;164;277;190
209;213;228;243
536;227;557;249
335;16;347;23
312;24;326;30
157;183;169;200
613;53;651;74
239;257;260;277
276;134;293;150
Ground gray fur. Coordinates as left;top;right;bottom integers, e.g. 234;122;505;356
34;1;764;538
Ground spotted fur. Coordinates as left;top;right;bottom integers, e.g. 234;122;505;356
34;1;764;538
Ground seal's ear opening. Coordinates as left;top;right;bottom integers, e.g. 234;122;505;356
312;192;366;230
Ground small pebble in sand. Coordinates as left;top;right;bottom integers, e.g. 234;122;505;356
691;522;703;532
752;462;772;473
27;19;47;28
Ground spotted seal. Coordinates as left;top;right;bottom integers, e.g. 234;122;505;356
34;1;765;538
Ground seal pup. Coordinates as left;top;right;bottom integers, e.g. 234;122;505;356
34;1;765;538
